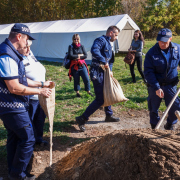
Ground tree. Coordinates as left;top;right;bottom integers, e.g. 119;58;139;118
138;0;173;37
167;0;180;34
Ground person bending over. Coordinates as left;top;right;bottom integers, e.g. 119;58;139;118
144;28;180;130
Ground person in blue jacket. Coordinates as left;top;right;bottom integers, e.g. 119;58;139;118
75;26;120;132
144;28;180;130
0;23;53;180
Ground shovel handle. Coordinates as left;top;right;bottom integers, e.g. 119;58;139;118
155;87;180;129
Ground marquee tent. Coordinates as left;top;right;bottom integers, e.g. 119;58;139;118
0;14;139;63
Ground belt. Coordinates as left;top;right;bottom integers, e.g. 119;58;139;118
147;78;179;87
91;62;107;67
160;78;179;86
160;82;170;86
91;62;100;66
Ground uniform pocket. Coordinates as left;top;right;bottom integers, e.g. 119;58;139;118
153;60;166;73
104;49;110;59
90;67;98;81
90;66;103;83
171;58;178;68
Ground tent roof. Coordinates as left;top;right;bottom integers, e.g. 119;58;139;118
0;14;139;34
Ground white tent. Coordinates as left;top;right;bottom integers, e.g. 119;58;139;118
0;14;139;63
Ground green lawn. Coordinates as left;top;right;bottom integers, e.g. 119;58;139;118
0;36;180;158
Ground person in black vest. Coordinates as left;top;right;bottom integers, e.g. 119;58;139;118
0;23;53;180
68;34;93;97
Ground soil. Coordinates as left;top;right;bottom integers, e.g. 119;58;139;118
1;107;180;180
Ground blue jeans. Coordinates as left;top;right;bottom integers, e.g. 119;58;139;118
148;85;180;125
83;72;113;119
71;65;90;91
28;99;46;143
0;111;35;179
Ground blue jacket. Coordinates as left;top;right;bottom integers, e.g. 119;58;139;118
131;39;143;57
91;35;114;71
144;42;180;91
0;38;29;115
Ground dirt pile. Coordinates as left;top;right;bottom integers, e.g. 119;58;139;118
54;129;180;180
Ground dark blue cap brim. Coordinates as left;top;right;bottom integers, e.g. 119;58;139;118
28;35;35;40
156;35;170;42
11;29;35;40
22;32;35;40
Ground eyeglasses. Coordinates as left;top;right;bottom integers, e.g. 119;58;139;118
74;39;79;40
22;46;28;50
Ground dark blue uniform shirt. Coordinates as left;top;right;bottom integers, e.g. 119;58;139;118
91;35;114;71
144;42;180;91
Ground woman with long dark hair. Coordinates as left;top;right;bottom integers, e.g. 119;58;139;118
129;30;146;83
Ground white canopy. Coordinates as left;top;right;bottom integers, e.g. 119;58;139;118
0;14;139;63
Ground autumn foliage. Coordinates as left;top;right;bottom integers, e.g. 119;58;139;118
0;0;179;37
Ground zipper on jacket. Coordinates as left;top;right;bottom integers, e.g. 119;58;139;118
161;50;168;82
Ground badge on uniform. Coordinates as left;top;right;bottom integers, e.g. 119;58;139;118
24;63;30;67
153;57;159;60
31;56;38;62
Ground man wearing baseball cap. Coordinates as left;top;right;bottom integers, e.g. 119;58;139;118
0;23;53;180
144;28;180;130
10;23;35;40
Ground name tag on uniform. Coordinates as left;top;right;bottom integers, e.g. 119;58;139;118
24;63;30;67
154;58;159;60
31;56;38;62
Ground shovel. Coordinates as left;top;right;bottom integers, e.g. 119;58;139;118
155;87;180;129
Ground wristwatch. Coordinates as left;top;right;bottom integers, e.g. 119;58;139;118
41;81;44;88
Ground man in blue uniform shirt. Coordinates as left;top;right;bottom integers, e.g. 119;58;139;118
144;28;180;130
76;26;120;132
0;23;52;180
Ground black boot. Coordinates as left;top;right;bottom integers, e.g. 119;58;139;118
164;122;174;130
35;140;49;146
150;123;156;129
75;115;87;132
132;74;136;83
9;173;36;180
105;115;120;122
88;92;94;97
76;93;81;98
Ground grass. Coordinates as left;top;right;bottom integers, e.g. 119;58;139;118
0;36;180;158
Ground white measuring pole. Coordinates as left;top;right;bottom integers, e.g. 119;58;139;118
155;87;180;129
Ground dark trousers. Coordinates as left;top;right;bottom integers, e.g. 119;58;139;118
0;111;35;179
83;75;113;119
129;56;145;81
28;99;46;143
148;85;180;125
71;65;90;91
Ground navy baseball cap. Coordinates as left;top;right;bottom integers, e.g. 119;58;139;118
11;23;35;40
156;28;172;42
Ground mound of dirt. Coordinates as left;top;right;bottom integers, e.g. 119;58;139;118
54;129;180;180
